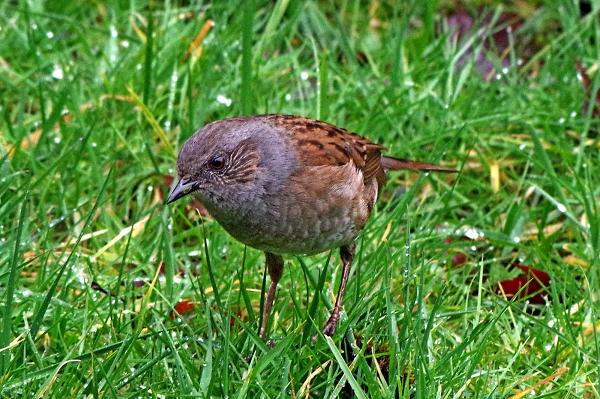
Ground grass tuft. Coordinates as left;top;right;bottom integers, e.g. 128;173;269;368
1;0;599;397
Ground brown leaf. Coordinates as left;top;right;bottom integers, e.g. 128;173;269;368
182;20;215;63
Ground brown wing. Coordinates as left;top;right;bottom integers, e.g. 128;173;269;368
265;114;456;190
266;114;387;188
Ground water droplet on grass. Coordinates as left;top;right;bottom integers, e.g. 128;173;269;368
464;227;481;240
216;95;232;106
52;67;63;79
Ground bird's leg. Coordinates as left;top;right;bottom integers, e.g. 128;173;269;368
322;243;355;336
260;252;284;339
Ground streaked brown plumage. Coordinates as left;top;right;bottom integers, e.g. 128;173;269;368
168;114;455;338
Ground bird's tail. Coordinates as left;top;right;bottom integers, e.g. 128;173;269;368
380;156;457;172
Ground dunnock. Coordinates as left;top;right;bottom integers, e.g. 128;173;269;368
167;114;455;338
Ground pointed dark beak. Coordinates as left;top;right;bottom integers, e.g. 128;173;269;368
167;178;199;204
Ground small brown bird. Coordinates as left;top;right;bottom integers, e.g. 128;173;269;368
167;114;455;338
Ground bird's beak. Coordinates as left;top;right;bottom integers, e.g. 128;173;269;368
167;178;199;204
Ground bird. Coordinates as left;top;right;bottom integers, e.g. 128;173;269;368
167;114;455;338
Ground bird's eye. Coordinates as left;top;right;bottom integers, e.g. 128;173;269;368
210;156;226;170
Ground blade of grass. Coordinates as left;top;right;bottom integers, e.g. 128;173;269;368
199;295;213;397
142;5;154;105
325;336;368;399
300;254;332;344
0;188;28;375
29;166;113;339
127;87;176;159
241;0;256;115
201;221;223;323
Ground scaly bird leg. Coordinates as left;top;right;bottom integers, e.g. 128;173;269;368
259;252;284;339
322;243;355;336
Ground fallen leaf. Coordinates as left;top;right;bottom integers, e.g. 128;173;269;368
495;264;551;304
171;299;196;319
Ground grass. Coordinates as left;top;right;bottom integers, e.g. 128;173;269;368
1;0;599;397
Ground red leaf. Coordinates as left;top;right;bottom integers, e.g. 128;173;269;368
452;253;468;266
495;265;551;304
230;309;243;328
170;299;196;319
514;264;551;286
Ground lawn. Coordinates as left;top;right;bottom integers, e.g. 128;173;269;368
1;0;599;397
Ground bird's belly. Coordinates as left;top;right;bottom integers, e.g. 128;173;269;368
199;162;377;256
212;195;370;255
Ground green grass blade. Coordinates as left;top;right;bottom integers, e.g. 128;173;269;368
0;189;28;375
